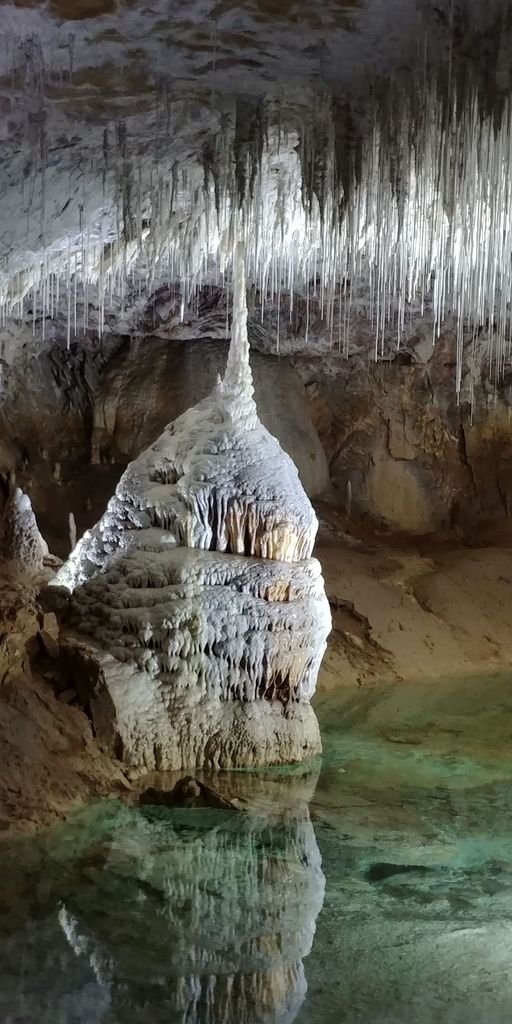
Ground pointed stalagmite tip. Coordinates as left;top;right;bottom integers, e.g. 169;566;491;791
223;240;254;398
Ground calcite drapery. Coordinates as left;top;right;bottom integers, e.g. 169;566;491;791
53;243;331;772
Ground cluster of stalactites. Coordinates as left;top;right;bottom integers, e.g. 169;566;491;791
6;52;512;393
178;495;315;564
104;491;314;566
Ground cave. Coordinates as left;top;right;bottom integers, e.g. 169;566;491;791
0;2;511;1023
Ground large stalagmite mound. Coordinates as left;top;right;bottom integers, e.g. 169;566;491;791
52;243;331;773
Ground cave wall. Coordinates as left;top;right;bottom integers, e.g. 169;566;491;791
294;331;512;535
3;319;512;547
0;329;328;555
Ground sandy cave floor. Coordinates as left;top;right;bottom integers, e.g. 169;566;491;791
1;514;512;832
317;504;512;689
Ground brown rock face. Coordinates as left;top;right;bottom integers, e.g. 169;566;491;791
49;0;117;15
297;333;512;535
0;569;128;831
0;332;328;556
3;316;512;542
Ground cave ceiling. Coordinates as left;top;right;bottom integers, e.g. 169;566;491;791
0;0;511;379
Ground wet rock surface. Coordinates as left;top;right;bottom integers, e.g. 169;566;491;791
139;776;240;810
317;516;512;688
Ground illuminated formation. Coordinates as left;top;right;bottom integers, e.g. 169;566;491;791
53;242;331;772
2;65;512;395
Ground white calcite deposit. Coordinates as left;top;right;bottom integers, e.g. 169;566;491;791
53;242;331;772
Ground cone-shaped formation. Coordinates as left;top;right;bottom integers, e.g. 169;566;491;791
53;244;331;772
0;488;48;574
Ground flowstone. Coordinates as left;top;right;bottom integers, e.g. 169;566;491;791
52;243;331;772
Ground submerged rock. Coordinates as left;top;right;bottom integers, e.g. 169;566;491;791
139;776;237;810
52;245;331;773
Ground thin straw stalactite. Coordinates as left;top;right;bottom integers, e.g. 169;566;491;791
3;70;512;395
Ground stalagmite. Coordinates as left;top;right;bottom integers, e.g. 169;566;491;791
52;242;331;772
0;487;48;574
68;512;77;554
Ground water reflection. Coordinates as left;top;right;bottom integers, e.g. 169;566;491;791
0;771;325;1024
2;676;512;1023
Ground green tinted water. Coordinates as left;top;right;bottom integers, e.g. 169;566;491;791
0;676;511;1024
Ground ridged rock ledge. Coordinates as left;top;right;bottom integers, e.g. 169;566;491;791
51;242;331;773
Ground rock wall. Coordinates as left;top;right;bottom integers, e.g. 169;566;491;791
0;329;328;555
295;332;512;535
3;316;512;541
0;567;128;832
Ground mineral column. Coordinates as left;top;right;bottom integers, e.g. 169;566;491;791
52;242;331;772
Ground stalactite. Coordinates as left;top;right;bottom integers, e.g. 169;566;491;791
5;10;512;389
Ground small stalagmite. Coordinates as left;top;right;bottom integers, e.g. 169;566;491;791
52;242;331;772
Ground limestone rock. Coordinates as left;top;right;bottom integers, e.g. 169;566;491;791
53;245;331;773
37;630;60;660
0;488;48;575
297;338;512;535
139;776;237;810
40;612;59;641
58;688;77;705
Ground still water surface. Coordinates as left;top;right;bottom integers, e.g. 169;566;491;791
0;679;511;1024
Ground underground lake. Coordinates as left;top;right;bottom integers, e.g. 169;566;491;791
0;674;510;1024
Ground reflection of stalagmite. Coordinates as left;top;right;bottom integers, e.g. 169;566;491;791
52;243;331;772
59;773;325;1024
